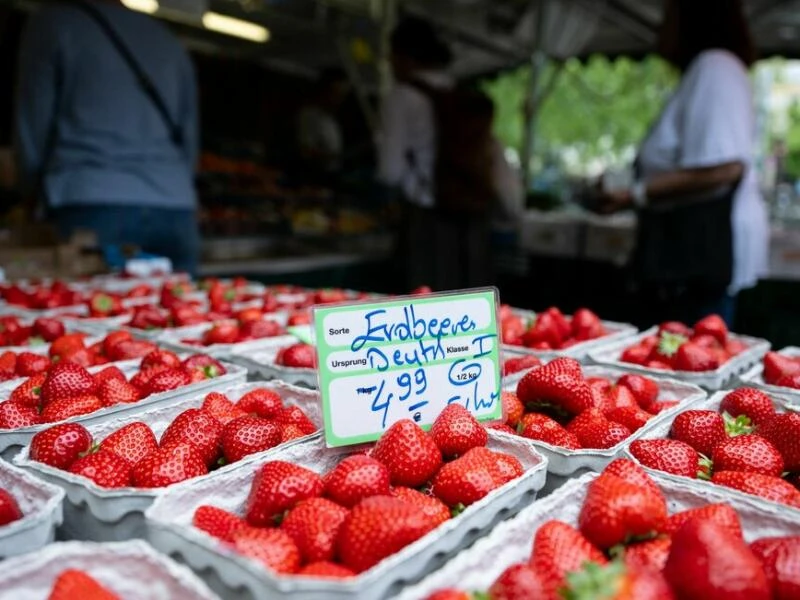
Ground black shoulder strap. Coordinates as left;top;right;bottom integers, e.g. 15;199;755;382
71;1;184;148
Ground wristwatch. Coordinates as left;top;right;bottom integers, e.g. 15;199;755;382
630;180;648;208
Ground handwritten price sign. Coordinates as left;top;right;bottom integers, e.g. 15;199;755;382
313;288;502;447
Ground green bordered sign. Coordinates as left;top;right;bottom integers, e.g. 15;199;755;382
312;288;503;447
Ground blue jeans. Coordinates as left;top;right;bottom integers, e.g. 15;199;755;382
53;205;200;276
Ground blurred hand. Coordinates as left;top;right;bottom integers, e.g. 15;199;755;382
597;189;633;214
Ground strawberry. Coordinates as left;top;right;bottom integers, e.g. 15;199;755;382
0;400;42;429
670;410;727;457
0;489;23;526
145;367;191;395
775;373;800;389
665;503;743;538
57;346;94;368
9;373;46;408
193;505;247;544
564;561;675;600
515;357;594;416
674;342;720;372
712;471;800;507
30;422;93;470
604;385;639;412
664;518;770;600
603;459;663;497
390;487;451;526
221;416;281;463
101;331;132;357
280;424;307;443
488;422;516;435
530;520;607;598
429;403;488;458
160;408;223;467
503;355;541;376
569;410;631;449
712;434;784;477
98;378;141;407
720;388;776;426
297;562;356;579
572;308;605;340
274;406;317;435
203;322;240;345
93;366;126;387
629;439;700;478
620;344;652;366
649;332;688;367
431;446;506;507
32;318;65;342
48;333;87;360
372;419;442;488
16;352;49;376
694;313;729;345
0;351;16;380
48;570;119;600
606;406;652;432
763;352;800;385
181;354;227;380
236;388;284;419
337;495;441;573
323;455;391;508
490;450;524;483
201;392;245;425
245;461;324;527
659;321;693;337
68;450;132;488
756;413;800;471
107;339;158;362
40;362;96;406
88;292;122;317
617;374;660;410
523;311;563;348
749;536;800;600
518;413;581;449
488;563;547;600
232;527;301;574
140;349;181;370
502;391;524;427
239;319;284;340
131;442;208;488
276;344;316;369
623;537;672;572
41;394;102;423
578;472;668;549
100;422;158;466
280;497;349;563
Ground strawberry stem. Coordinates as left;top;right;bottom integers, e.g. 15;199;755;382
722;412;753;436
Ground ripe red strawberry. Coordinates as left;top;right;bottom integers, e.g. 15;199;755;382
670;410;727;457
280;424;307;443
624;537;672;572
129;366;167;395
569;410;631;449
390;487;451;526
564;561;675;600
749;536;800;600
607;406;652;432
202;392;246;425
41;394;102;423
431;446;504;507
605;385;639;412
712;471;800;508
100;422;158;466
48;333;87;361
578;472;668;549
93;366;126;387
140;349;181;370
30;422;93;469
32;317;65;342
193;505;247;544
297;562;356;579
181;354;227;380
97;378;141;407
160;409;223;467
518;413;581;449
16;352;49;376
694;313;729;345
617;374;660;410
502;391;524;427
102;331;132;357
429;403;488;458
337;495;441;573
620;344;652;365
48;570;119;600
0;351;16;380
274;406;317;435
324;455;391;508
630;439;700;478
0;400;42;429
245;461;324;527
720;388;776;426
649;331;688;367
488;422;516;435
756;413;800;471
239;319;284;340
232;526;301;574
664;518;770;600
503;354;541;376
40;362;96;406
221;416;281;463
9;373;46;408
775;373;800;389
666;503;743;538
487;563;547;600
763;352;800;385
145;367;191;395
530;520;607;598
516;357;594;416
712;434;784;477
276;343;316;369
572;308;605;340
603;459;664;497
372;419;442;488
107;339;158;362
674;342;720;372
203;322;240;345
131;442;208;488
69;450;133;488
237;388;284;419
523;311;563;348
0;489;23;526
280;497;349;563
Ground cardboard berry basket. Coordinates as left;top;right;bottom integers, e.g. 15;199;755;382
623;390;800;516
0;460;64;559
13;381;321;542
144;431;548;600
228;344;317;388
739;346;800;402
156;321;296;360
503;366;706;494
0;540;220;599
395;471;800;600
0;358;247;460
589;326;770;390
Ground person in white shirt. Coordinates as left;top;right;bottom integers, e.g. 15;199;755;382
601;0;768;327
296;68;349;174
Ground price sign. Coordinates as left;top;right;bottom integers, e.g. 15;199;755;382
313;288;502;447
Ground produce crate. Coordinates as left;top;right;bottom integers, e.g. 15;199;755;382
14;381;320;541
589;327;770;390
396;471;800;600
228;344;315;388
739;346;800;402
0;540;219;599
145;431;548;600
0;460;64;559
156;321;295;359
518;210;582;258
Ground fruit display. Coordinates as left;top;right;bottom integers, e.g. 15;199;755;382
742;349;800;392
0;316;70;348
172;315;289;348
407;461;800;600
0;281;83;310
627;388;800;510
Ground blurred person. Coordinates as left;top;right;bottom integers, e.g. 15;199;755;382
15;0;200;274
296;67;349;174
600;0;768;327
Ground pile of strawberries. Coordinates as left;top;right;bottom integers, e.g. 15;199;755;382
180;313;286;347
27;387;315;489
497;358;671;450
762;351;800;389
0;350;227;429
0;487;22;527
629;387;800;508
426;460;800;600
0;281;83;310
0;316;68;347
191;406;523;578
619;315;747;372
275;343;317;369
501;306;608;351
47;569;120;600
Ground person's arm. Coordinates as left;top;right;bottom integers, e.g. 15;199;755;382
180;52;200;170
490;138;525;218
377;87;408;186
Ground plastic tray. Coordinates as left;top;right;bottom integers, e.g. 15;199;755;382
0;460;64;559
0;540;220;599
14;381;321;542
145;431;548;600
396;470;800;600
739;346;800;402
229;345;316;388
589;327;770;390
623;390;800;515
157;321;295;360
0;360;247;460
